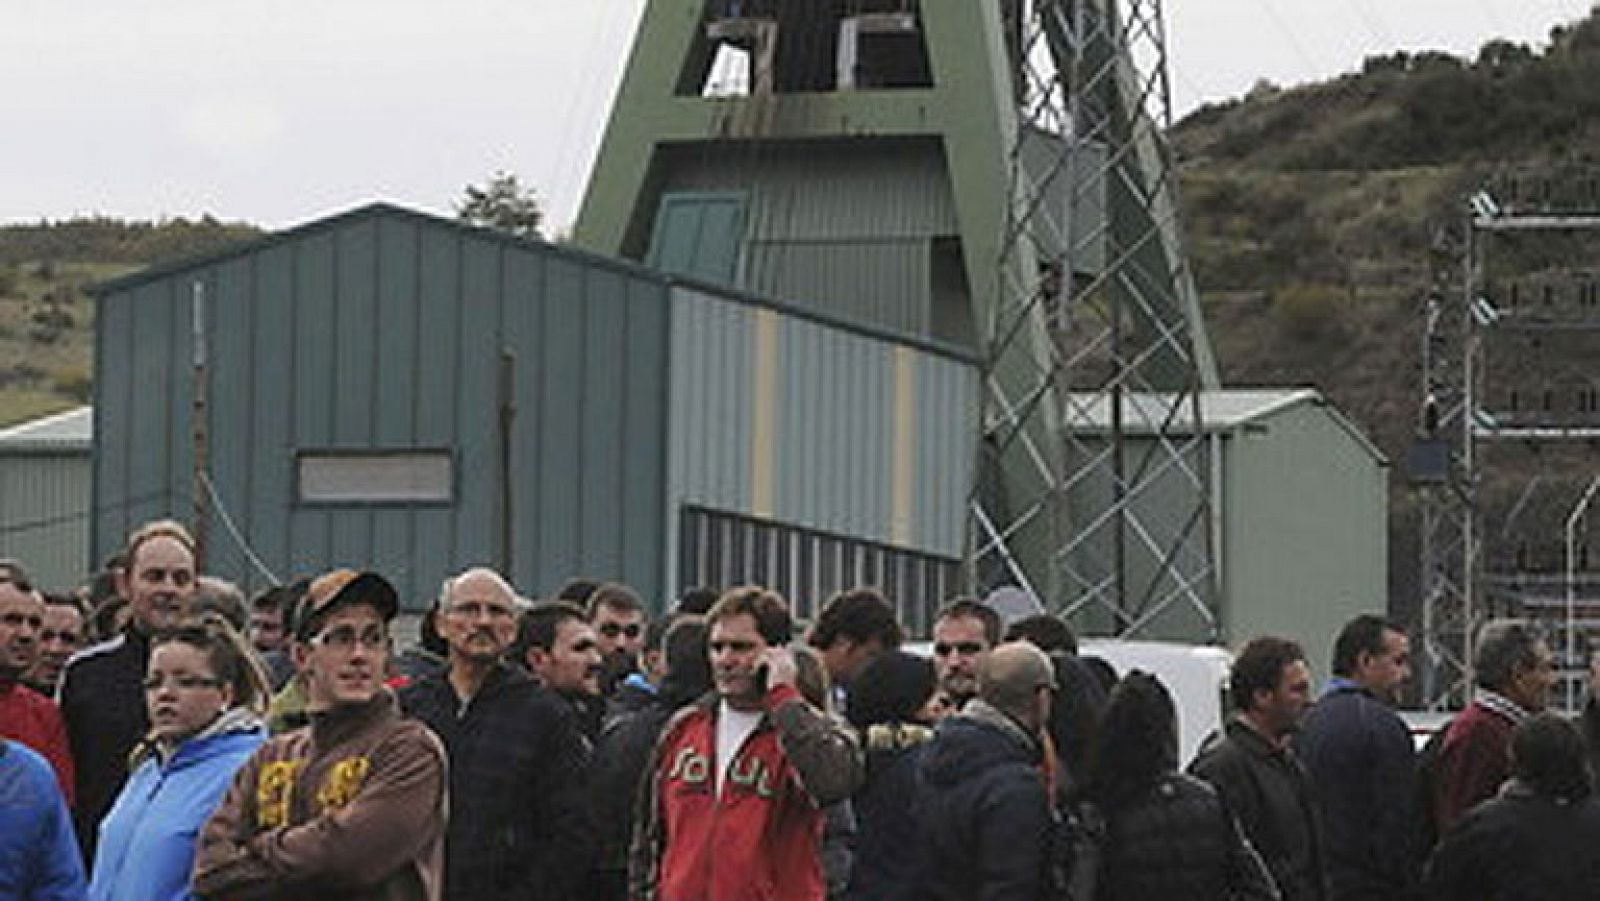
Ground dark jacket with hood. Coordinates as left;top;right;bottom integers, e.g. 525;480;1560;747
1425;778;1600;900
1190;717;1327;901
915;700;1053;900
399;662;592;901
844;721;935;901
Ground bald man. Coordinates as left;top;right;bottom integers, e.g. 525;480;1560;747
916;642;1058;900
399;568;592;900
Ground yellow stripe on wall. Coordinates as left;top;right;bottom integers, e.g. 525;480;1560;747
891;346;916;545
751;308;779;518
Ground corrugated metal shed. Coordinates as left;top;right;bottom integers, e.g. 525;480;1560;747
93;204;980;614
1065;389;1387;679
0;406;93;590
95;205;670;608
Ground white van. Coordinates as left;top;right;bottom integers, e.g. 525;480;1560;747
1079;639;1232;767
907;638;1232;767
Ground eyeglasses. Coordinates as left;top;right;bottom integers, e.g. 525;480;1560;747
598;622;642;639
143;673;221;692
449;601;516;621
311;625;388;652
933;641;985;657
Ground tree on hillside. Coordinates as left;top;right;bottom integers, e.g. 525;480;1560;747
456;171;544;240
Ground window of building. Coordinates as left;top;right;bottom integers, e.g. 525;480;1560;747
296;450;453;505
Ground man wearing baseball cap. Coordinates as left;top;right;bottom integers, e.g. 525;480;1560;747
194;569;447;900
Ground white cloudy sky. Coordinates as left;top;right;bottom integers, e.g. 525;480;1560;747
0;0;1591;231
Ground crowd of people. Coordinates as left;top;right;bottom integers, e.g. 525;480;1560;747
5;516;1600;899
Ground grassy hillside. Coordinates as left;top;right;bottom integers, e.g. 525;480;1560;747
1174;10;1600;609
0;217;259;426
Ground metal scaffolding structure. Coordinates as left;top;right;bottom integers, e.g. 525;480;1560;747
974;0;1221;635
1416;173;1600;710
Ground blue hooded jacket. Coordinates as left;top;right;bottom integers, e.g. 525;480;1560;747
89;717;266;901
0;738;85;900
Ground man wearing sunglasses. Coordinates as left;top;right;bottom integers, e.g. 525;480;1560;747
930;598;1002;712
587;582;648;699
195;569;446;900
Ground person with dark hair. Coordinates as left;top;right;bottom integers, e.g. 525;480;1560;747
930;597;1002;711
25;593;88;696
674;585;720;617
88;615;269;900
1047;651;1108;800
608;614;677;720
808;587;903;708
392;597;448;685
844;649;939;901
1082;671;1277;901
518;599;606;744
588;582;648;697
1190;636;1325;901
0;579;74;805
1005;614;1078;655
89;596;128;645
400;568;592;901
1431;619;1555;835
1426;713;1600;899
587;617;711;899
917;642;1057;899
1293;615;1415;900
61;519;198;861
631;587;861;900
194;569;447;899
248;579;309;691
556;577;601;604
192;576;248;632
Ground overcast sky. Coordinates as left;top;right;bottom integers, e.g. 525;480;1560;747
1;0;1591;232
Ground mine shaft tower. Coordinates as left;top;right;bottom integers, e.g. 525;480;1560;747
575;0;1218;634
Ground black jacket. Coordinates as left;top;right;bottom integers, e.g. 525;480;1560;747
915;701;1053;900
1294;682;1417;900
1190;717;1327;901
1095;772;1279;901
399;663;592;900
58;629;150;860
1425;780;1600;900
845;721;934;901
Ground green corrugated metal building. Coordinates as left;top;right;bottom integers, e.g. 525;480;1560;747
92;203;978;617
0;406;93;591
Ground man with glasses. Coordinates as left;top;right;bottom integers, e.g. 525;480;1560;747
61;519;197;860
400;568;592;900
588;583;648;699
915;641;1058;899
930;598;1002;712
194;569;446;899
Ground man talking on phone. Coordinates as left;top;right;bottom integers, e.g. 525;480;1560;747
629;586;862;901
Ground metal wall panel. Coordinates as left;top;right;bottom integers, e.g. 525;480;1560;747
94;205;670;609
665;284;978;604
0;451;92;590
658;139;955;335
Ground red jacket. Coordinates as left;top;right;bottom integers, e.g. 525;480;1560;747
632;684;862;901
1434;695;1520;833
0;680;74;806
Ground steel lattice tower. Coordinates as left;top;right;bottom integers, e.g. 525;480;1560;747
974;0;1221;634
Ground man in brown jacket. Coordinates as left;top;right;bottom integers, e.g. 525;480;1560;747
193;570;447;900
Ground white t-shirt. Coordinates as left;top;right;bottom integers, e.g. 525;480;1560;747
715;701;764;795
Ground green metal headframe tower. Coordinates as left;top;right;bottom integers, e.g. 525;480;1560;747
574;0;1217;635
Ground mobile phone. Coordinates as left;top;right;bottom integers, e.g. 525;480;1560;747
754;659;770;695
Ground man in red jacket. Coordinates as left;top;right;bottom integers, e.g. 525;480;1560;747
630;586;862;901
1432;618;1556;834
0;573;74;805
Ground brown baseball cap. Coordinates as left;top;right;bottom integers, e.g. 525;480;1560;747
293;569;399;642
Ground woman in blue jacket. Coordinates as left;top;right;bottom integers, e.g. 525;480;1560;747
89;614;269;900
